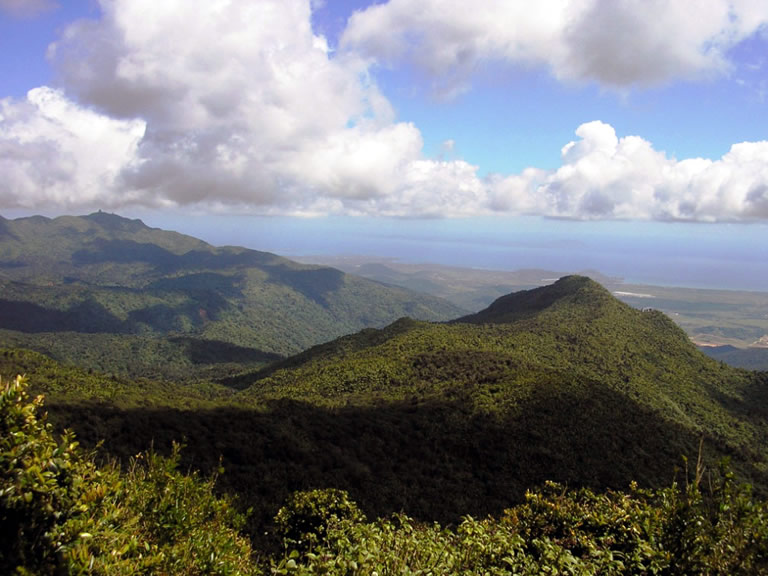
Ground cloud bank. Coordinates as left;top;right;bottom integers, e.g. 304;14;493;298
493;121;768;222
1;0;767;221
342;0;768;92
0;87;145;210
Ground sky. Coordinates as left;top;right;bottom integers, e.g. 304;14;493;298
1;0;767;289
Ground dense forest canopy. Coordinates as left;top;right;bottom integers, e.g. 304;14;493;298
0;213;462;382
2;215;768;573
3;375;768;574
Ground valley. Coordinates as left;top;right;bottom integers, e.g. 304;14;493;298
0;213;462;382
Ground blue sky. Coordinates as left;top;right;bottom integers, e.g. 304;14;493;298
1;0;768;289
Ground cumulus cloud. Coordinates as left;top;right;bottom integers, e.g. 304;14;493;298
488;121;768;222
0;87;145;209
35;0;443;214
0;0;494;217
1;0;768;222
0;0;57;19
341;0;768;90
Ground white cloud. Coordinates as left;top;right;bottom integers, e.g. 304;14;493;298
488;121;768;222
2;0;768;222
41;0;431;212
376;158;488;218
0;87;145;209
341;0;768;91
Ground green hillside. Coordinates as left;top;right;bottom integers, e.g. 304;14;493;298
5;276;767;548
5;374;768;575
226;276;768;526
0;212;463;380
303;256;768;359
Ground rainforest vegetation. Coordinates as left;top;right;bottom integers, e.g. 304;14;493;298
3;215;768;573
0;213;461;382
4;375;768;575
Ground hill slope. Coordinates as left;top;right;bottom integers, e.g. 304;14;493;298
0;212;463;380
12;276;766;539
222;277;768;518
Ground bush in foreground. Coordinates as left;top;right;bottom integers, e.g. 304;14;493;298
4;373;768;575
273;474;768;574
0;375;258;575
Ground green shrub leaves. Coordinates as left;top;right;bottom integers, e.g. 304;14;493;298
0;376;257;575
4;376;768;574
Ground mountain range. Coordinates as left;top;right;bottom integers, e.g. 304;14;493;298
1;212;767;550
4;270;766;543
300;255;768;371
0;212;462;381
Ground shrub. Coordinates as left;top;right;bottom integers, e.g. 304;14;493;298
0;375;259;575
274;488;365;554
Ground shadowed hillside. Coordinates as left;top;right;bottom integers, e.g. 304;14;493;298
4;276;767;546
0;212;464;380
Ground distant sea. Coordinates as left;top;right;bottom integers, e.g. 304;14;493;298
105;212;768;293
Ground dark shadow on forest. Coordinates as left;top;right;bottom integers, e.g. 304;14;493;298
73;240;181;268
170;337;284;367
0;217;16;239
46;382;767;550
0;299;128;333
0;296;227;335
72;239;284;272
146;272;243;299
264;265;344;307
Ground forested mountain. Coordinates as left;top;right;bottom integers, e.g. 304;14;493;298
6;275;767;553
6;371;768;575
0;212;463;380
302;255;615;311
224;277;768;503
302;256;768;367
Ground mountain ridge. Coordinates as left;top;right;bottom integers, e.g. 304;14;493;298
3;273;768;544
230;276;768;485
0;212;464;380
455;275;616;324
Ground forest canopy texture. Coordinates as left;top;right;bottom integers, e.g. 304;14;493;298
2;215;768;573
3;375;768;575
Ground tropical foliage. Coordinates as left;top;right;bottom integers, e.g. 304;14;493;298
273;475;768;575
4;277;768;548
0;212;462;381
4;271;768;573
0;375;257;575
4;376;768;575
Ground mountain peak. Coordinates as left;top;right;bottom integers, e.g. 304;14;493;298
455;275;613;325
82;211;149;232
